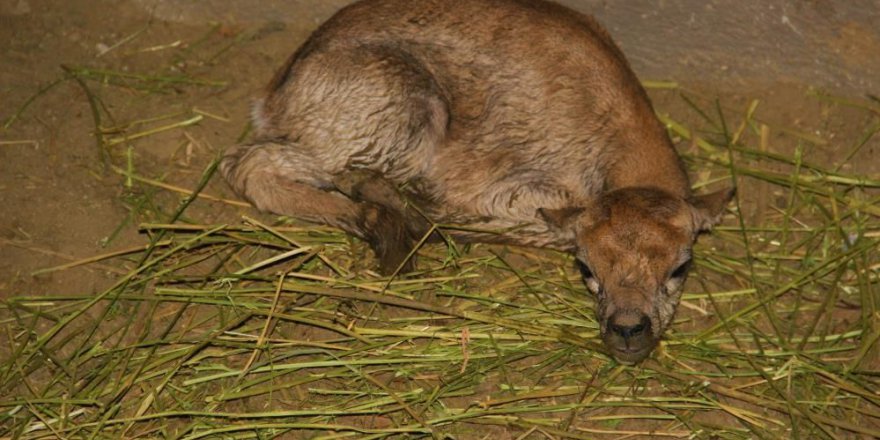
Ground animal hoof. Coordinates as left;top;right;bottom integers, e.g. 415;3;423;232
360;203;416;275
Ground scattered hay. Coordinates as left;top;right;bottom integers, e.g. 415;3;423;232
1;62;878;440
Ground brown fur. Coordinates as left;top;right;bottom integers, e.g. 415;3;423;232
220;0;735;363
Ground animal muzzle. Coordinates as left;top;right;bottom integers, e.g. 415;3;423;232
602;309;658;364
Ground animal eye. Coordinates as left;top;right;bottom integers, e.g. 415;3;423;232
576;259;594;279
670;259;692;279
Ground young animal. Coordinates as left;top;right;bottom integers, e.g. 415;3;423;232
220;0;735;363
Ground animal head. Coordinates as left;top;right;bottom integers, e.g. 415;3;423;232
540;186;735;364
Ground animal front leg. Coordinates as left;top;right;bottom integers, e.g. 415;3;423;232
357;202;417;275
244;172;414;275
334;169;437;260
333;169;409;212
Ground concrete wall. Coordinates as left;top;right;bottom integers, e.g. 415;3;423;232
132;0;880;94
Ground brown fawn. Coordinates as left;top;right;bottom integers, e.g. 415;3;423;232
220;0;735;363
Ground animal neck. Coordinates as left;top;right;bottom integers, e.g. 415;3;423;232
603;120;691;199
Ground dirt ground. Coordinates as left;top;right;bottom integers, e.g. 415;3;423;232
3;0;878;300
1;0;879;437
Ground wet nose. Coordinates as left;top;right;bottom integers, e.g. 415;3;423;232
608;312;651;340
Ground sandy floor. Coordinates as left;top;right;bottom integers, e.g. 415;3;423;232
1;1;878;437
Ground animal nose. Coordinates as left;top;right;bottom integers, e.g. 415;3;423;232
608;312;651;340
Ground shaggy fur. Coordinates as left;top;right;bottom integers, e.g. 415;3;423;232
220;0;735;363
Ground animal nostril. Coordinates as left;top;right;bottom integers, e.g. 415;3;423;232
609;314;651;339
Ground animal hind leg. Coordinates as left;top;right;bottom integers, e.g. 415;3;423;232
220;141;415;274
258;44;449;180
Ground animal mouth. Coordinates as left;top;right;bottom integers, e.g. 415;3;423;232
611;347;654;365
602;334;659;364
608;344;656;364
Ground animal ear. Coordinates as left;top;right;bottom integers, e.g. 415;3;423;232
690;187;736;232
537;206;585;231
